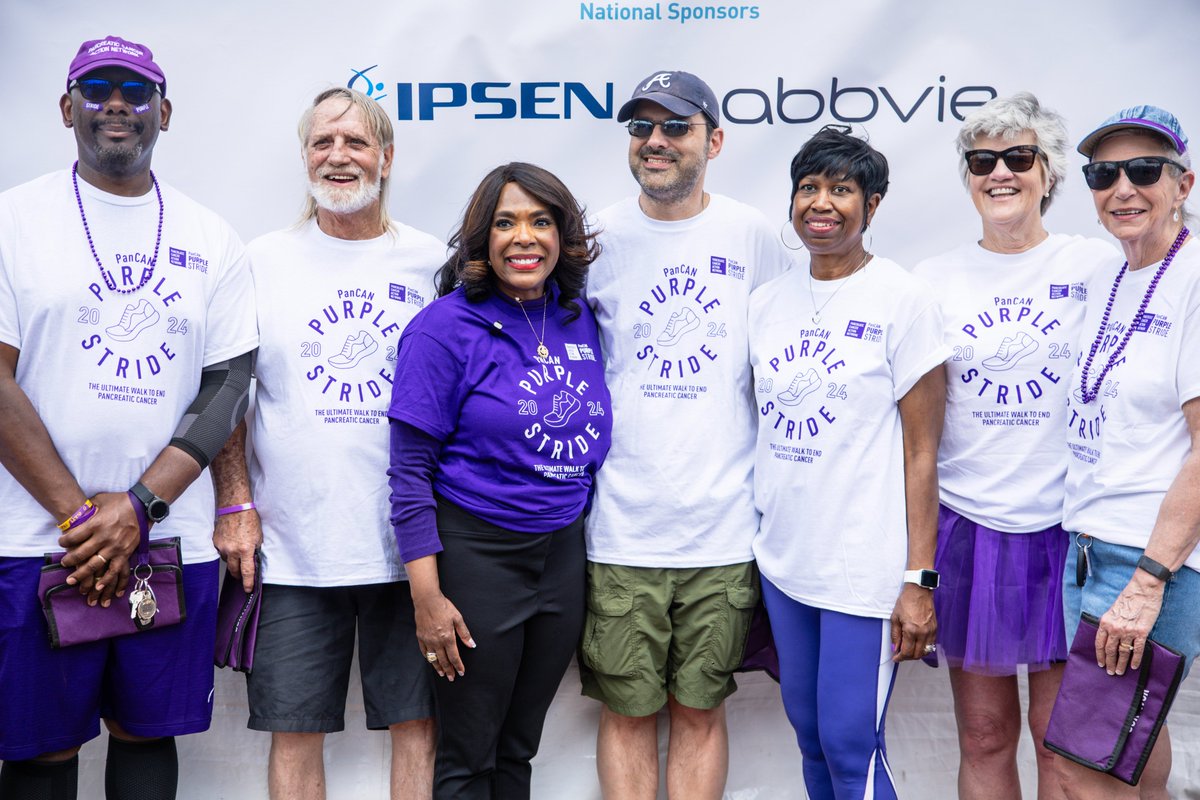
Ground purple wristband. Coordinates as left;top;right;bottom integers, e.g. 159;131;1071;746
217;502;256;516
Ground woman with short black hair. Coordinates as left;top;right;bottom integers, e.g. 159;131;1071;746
750;126;948;800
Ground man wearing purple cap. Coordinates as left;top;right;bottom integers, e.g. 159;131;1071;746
0;36;257;799
581;70;793;799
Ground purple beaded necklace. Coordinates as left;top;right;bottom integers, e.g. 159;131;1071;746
1078;225;1190;404
72;160;163;295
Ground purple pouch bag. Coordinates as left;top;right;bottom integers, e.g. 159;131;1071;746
213;549;262;673
38;535;186;648
736;597;780;682
1043;612;1185;785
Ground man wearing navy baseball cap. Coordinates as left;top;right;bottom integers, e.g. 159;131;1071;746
581;70;794;799
0;36;257;799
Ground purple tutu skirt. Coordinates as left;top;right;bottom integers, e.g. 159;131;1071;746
931;505;1069;676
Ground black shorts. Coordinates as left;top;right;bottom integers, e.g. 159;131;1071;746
246;581;433;733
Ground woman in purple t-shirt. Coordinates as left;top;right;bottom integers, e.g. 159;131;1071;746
388;162;612;799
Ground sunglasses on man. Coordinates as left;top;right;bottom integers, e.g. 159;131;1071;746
70;78;159;107
626;119;703;138
1082;156;1188;191
963;145;1042;176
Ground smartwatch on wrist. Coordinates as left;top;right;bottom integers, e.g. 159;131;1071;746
903;568;940;590
130;481;170;523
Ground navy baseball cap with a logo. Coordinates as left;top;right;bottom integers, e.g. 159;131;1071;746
617;70;719;127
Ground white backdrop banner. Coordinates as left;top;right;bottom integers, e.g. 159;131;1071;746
3;0;1200;797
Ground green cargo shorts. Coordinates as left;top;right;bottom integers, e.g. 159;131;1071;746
579;560;759;717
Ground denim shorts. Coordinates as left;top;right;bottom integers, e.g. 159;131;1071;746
1062;535;1200;677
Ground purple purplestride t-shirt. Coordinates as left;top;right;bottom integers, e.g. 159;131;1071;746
389;285;612;534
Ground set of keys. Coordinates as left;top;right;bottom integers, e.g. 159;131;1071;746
129;565;158;630
1075;532;1093;587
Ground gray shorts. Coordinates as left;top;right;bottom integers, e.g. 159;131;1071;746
246;581;434;733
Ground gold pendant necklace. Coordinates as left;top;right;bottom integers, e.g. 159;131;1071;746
516;295;550;359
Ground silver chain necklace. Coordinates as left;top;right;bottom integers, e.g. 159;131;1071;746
808;252;871;324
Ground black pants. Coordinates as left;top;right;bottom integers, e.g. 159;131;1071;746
432;499;585;800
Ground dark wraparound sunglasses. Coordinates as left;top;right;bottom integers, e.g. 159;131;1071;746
1082;157;1189;191
626;119;701;138
71;78;158;106
964;145;1042;176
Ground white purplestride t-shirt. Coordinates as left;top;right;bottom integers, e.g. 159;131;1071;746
750;257;949;618
913;234;1116;532
0;170;258;563
1064;242;1200;572
585;194;794;568
247;221;444;586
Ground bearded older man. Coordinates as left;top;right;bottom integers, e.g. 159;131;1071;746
211;87;444;800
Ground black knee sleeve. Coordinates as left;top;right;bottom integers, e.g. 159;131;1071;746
0;755;79;800
104;736;178;800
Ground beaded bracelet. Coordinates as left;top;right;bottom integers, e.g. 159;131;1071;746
58;499;96;532
217;502;257;517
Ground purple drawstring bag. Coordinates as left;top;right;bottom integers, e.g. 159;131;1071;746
213;549;262;673
1044;613;1185;785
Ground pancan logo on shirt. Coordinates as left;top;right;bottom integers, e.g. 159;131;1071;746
389;283;425;307
1132;312;1172;337
564;342;597;361
1049;282;1087;301
844;320;882;342
709;256;746;280
167;246;208;274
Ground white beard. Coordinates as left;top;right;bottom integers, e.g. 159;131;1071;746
309;172;381;215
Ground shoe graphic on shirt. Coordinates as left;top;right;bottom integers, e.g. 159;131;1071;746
543;391;581;429
105;299;159;342
656;307;700;346
328;330;378;368
981;332;1038;371
777;368;820;406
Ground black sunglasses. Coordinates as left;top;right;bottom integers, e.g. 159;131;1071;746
1082;156;1188;191
626;119;701;138
71;78;158;107
963;145;1042;176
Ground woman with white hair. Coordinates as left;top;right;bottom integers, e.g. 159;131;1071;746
913;93;1115;799
1057;105;1198;799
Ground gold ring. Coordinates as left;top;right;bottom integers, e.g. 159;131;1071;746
95;553;108;566
425;652;438;663
1120;643;1134;652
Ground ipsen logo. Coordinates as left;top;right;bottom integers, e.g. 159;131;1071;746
351;67;995;125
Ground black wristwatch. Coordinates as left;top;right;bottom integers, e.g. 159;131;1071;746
130;481;170;523
903;569;940;590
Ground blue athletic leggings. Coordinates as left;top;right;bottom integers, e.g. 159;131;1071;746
761;577;898;800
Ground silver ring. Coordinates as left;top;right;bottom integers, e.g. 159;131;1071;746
924;643;937;654
425;652;438;663
94;553;108;566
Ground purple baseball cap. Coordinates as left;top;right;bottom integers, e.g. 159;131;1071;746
67;36;166;97
1077;105;1188;158
617;70;719;127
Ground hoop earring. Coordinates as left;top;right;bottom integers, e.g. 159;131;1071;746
863;228;874;253
780;219;805;251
